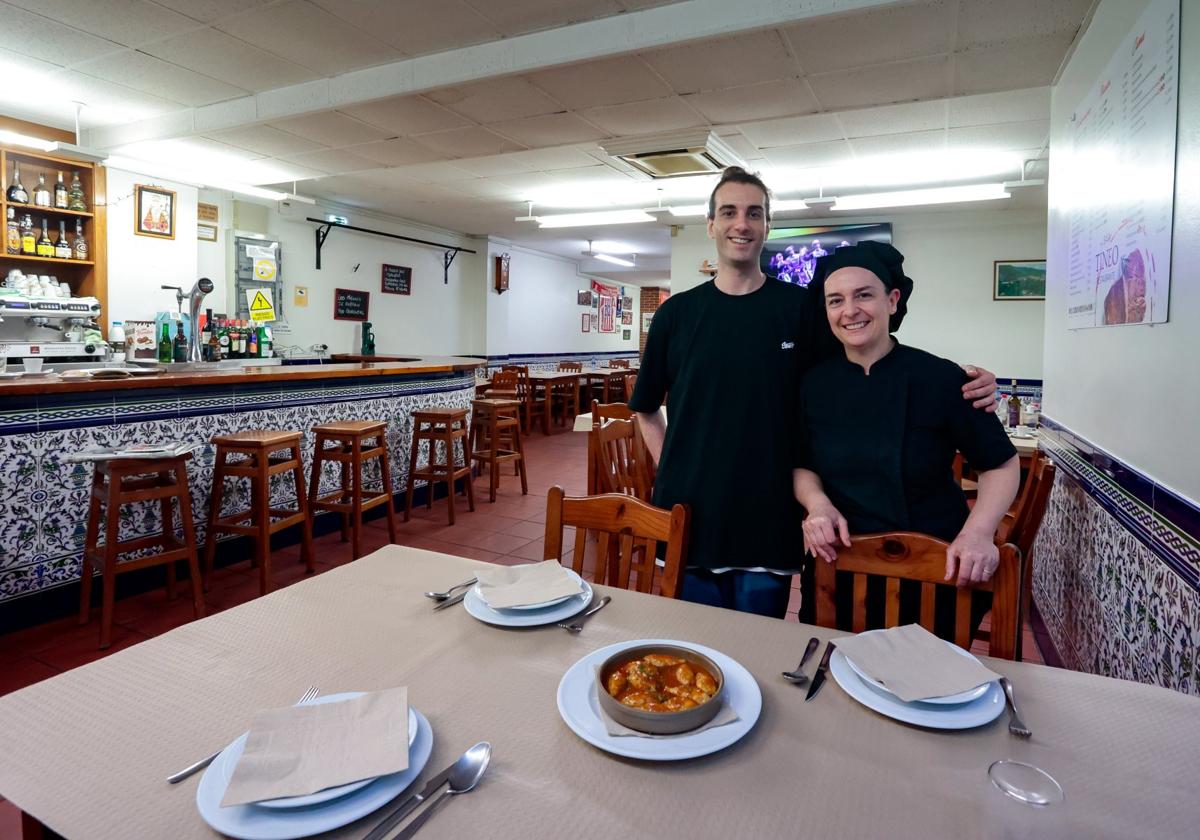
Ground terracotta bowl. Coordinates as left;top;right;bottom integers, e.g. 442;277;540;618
596;644;725;735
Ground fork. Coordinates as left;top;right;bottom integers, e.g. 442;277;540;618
166;685;319;784
999;677;1031;738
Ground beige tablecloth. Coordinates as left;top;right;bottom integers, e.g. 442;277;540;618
0;547;1196;839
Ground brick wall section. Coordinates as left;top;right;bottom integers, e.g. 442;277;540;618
638;287;670;355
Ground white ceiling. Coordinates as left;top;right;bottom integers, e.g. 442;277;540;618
0;0;1094;282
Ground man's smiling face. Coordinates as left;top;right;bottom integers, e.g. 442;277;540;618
707;181;768;268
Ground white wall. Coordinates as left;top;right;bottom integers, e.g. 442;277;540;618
104;167;200;325
1045;0;1200;502
670;206;1048;378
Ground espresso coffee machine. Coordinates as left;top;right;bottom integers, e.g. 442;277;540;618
0;272;106;363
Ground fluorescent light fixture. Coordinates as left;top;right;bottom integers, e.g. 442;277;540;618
103;154;287;201
282;193;316;205
594;253;636;267
774;199;809;212
536;209;655;228
0;130;56;152
831;183;1010;211
47;142;107;163
668;204;706;216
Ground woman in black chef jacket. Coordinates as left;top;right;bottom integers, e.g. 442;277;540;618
792;241;1019;637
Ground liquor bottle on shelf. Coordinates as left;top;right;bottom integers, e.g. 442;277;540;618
53;172;68;209
207;317;221;362
173;321;187;363
218;319;230;359
54;221;70;259
6;207;19;254
1007;380;1022;428
32;173;51;207
247;321;258;357
158;322;172;363
199;308;212;361
72;219;87;260
19;213;35;255
36;219;54;257
7;163;28;204
67;171;86;212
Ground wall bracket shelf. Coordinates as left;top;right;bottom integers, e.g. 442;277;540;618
308;217;476;283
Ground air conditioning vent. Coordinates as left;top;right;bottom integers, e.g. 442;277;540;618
601;131;743;179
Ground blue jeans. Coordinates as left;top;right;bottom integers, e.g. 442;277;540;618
681;569;792;619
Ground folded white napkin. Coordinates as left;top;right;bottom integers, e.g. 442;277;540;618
476;560;583;609
833;624;1001;703
221;687;410;807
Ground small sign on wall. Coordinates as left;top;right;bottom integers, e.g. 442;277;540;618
334;288;370;321
198;202;219;223
382;264;412;295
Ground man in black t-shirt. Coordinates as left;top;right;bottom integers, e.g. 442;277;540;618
630;167;998;618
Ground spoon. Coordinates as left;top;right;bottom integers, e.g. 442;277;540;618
781;636;821;684
424;577;477;602
392;742;492;840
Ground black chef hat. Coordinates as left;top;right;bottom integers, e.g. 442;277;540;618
810;240;913;332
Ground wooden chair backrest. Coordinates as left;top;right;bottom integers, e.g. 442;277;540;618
490;369;519;393
814;531;1020;660
594;418;655;501
609;359;630;369
500;365;531;399
623;374;637;402
543;486;689;598
1010;454;1054;554
592;398;632;424
557;361;583;372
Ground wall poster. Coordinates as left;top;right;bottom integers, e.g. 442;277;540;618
598;296;616;333
1065;0;1178;328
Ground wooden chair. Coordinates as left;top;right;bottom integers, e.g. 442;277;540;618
587;399;633;495
485;369;519;399
543;486;690;598
557;361;582;372
623;373;637;403
814;532;1021;660
608;359;630;369
469;398;528;502
594;416;654;501
1003;456;1056;659
501;364;548;435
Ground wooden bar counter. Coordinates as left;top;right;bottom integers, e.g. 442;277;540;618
0;357;483;610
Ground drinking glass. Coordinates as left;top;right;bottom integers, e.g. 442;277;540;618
988;760;1064;805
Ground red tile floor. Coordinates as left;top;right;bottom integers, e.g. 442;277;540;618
0;423;1043;833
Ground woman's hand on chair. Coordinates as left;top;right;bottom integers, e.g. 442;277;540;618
803;502;850;563
945;528;999;586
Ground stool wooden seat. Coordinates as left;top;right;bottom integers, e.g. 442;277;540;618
309;420;398;559
80;454;205;649
202;430;314;596
405;407;474;525
469;398;528;502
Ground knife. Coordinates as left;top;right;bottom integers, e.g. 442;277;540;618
804;642;837;702
432;591;466;611
363;759;456;840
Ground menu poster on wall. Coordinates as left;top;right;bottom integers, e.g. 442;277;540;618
381;264;412;295
334;288;370;321
1065;0;1178;328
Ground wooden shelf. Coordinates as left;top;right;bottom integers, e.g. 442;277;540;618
0;253;94;266
2;202;93;219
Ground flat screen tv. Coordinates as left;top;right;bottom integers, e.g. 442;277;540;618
762;223;893;287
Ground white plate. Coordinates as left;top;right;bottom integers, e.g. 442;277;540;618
464;576;593;627
842;631;991;705
830;650;1004;729
256;693;419;809
556;638;762;761
475;567;587;611
196;708;432;840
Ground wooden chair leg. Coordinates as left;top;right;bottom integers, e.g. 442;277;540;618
489;417;499;503
174;468;206;621
160;493;177;601
202;455;227;591
338;442;351;543
443;427;456;526
253;465;271;595
79;469;103;625
378;434;398;544
404;424;420;522
99;480;122;649
292;444;315;575
459;430;475;513
513;423;528;495
351;440;364;559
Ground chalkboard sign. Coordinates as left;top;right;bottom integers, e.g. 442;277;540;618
334;288;370;321
381;264;412;295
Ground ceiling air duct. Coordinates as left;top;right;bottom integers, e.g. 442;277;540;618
600;130;744;179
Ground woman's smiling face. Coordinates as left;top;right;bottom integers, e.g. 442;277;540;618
823;266;901;353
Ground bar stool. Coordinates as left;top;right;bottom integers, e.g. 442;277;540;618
309;420;398;560
80;454;205;649
202;431;314;596
404;407;474;525
469;398;528;502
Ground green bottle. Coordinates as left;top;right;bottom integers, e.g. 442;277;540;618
158;322;172;363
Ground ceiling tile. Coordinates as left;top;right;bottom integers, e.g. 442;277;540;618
953;34;1077;95
682;79;819;125
278;148;378;175
524;56;671;110
957;0;1092;48
206;124;327;156
5;0;201;46
0;6;124;66
760;140;854;169
390;161;479;183
140;28;316;91
580;97;707;136
462;0;623;36
836;100;947;139
489;113;609;147
269;111;391;147
450;177;525;199
426;77;564;124
848;129;947;158
642;31;798;95
947;88;1050;127
214;0;401;77
807;55;951;111
348;138;448;167
738;113;845;149
310;0;503;55
410;126;527;158
338;96;471;136
46;67;188;121
149;0;275;25
73;51;249;107
945;120;1050;151
783;0;955;73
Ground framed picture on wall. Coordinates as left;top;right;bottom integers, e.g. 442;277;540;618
994;260;1046;300
135;184;176;239
577;290;592;305
642;312;654;333
621;312;632;326
622;329;631;340
581;313;591;332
